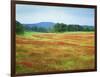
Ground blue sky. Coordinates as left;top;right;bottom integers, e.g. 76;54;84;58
16;4;95;26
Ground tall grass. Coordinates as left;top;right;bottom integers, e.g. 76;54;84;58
16;31;95;74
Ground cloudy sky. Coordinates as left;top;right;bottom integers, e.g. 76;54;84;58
16;4;95;26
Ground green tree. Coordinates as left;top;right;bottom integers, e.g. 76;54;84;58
16;21;24;34
82;26;94;31
67;24;82;31
53;23;67;32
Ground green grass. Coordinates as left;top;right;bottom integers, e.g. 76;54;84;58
18;31;94;36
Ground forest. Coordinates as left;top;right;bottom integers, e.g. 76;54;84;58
16;21;94;34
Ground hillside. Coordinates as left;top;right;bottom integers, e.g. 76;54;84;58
23;22;55;29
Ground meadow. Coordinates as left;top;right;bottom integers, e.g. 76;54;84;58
16;31;95;74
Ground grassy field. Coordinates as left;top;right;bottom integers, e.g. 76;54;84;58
16;31;95;74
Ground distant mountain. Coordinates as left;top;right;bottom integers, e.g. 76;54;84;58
23;22;55;29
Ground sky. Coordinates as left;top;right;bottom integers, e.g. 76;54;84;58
16;4;95;26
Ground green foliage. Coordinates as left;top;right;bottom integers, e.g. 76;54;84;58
16;21;24;34
32;26;48;32
67;24;83;31
82;26;94;31
53;23;67;32
53;23;94;32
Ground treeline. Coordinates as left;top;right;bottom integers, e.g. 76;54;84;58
52;23;94;32
24;25;49;33
16;21;94;34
